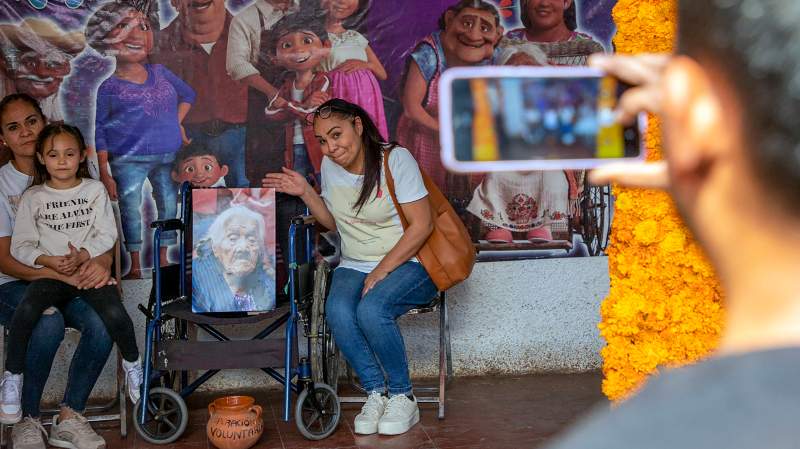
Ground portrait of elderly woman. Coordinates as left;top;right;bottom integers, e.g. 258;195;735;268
192;202;276;313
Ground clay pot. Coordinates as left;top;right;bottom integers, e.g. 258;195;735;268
207;396;264;449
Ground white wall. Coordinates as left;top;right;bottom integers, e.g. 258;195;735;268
4;256;609;404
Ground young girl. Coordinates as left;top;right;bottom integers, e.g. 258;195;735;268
86;0;195;278
2;124;143;406
321;0;389;139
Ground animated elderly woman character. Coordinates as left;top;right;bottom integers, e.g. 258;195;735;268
85;0;196;278
192;205;276;313
320;0;389;139
395;0;505;196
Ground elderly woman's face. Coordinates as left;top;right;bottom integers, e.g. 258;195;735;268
213;218;261;277
524;0;571;32
106;10;154;63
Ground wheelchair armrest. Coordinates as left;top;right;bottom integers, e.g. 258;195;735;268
150;219;183;231
291;215;316;226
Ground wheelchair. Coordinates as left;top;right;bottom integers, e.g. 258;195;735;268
133;183;341;444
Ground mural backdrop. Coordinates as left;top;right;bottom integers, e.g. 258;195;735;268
0;0;617;279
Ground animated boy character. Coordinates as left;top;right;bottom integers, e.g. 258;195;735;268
263;7;331;179
172;141;229;188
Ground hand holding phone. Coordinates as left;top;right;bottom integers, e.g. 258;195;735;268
438;66;647;173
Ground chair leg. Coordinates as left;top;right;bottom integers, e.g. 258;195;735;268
1;328;7;448
118;354;127;438
444;296;453;382
438;293;447;420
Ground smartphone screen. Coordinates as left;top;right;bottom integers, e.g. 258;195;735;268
439;67;646;172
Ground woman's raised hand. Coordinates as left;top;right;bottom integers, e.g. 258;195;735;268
262;167;311;197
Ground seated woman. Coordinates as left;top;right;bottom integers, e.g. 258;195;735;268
263;99;436;436
0;93;114;449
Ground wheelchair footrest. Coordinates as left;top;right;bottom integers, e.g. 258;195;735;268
156;339;286;371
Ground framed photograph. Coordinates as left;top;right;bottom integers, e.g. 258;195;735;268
191;188;277;314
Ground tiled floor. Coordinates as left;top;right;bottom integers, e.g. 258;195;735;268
87;372;606;449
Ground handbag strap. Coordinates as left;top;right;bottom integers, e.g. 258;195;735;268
381;148;410;230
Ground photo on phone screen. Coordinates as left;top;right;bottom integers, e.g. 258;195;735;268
439;67;646;172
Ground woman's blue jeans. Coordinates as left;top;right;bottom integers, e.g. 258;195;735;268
109;153;178;251
0;280;114;417
325;262;437;396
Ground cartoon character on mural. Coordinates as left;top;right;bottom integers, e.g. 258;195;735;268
0;17;85;123
85;0;195;278
395;0;506;199
226;0;298;182
153;0;250;188
467;0;606;243
320;0;389;139
172;141;229;188
263;7;329;179
261;6;330;282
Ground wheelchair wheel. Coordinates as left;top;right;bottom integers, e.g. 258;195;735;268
581;184;611;256
133;387;188;445
295;383;341;440
310;261;341;391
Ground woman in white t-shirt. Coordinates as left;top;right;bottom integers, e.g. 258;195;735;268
0;93;113;448
263;99;436;437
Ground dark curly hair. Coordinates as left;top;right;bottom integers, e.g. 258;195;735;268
85;0;159;55
266;5;329;57
679;0;800;215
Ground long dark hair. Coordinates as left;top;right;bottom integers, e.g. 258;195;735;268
312;99;396;215
32;123;92;186
0;93;45;137
520;0;578;32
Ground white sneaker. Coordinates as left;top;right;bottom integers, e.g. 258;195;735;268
0;371;22;424
122;358;143;404
49;413;106;449
10;417;47;449
353;391;388;435
378;394;419;435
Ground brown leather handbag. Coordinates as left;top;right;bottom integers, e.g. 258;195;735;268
383;149;476;291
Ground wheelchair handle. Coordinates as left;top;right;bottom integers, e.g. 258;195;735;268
151;218;183;231
291;215;316;226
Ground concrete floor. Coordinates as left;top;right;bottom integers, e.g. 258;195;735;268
83;372;607;449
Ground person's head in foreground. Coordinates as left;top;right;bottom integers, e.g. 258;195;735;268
546;1;800;448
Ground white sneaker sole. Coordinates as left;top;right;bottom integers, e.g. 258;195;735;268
0;410;21;425
378;409;420;436
48;435;106;449
353;419;379;435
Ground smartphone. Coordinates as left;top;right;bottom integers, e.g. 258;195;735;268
438;66;647;173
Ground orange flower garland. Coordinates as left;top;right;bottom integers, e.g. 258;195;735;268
599;0;725;401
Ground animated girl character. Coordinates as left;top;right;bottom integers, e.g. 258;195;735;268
467;0;604;244
86;0;196;278
320;0;389;139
